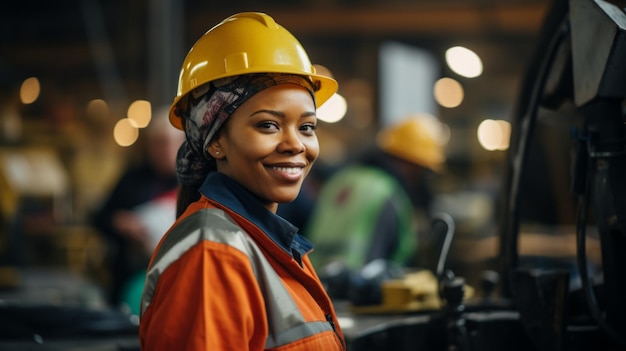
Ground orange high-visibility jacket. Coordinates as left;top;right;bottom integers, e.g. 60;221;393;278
140;173;345;350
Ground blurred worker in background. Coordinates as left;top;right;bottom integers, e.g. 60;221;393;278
306;115;447;302
139;12;345;350
91;107;184;309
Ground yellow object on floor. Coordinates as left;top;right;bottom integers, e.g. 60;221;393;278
350;270;474;314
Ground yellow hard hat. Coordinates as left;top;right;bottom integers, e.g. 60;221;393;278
169;12;338;130
376;115;447;172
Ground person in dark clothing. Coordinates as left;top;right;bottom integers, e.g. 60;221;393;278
92;109;184;308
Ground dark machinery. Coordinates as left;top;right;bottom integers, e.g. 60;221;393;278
351;0;626;349
499;0;626;349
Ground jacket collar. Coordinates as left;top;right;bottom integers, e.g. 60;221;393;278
198;172;313;259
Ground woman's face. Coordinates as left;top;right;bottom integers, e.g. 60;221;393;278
211;83;319;213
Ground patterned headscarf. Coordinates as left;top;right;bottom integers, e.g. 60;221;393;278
175;73;316;186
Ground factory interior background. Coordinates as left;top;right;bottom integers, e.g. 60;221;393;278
1;0;604;345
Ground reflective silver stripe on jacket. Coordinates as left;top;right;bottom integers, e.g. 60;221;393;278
140;208;334;348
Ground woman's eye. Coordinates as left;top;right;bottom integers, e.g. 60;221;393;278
258;121;279;131
301;123;317;134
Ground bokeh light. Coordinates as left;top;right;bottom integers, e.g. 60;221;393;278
86;99;109;119
477;119;511;151
127;100;152;128
445;46;483;78
317;93;347;123
113;118;139;147
433;77;464;108
20;77;41;105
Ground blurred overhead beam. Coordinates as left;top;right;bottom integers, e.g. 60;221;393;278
189;3;549;37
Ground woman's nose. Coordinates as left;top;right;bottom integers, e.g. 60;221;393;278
278;129;305;154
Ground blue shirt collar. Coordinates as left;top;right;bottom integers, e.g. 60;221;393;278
198;172;313;260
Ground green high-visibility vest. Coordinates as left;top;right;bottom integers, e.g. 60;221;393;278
306;166;417;270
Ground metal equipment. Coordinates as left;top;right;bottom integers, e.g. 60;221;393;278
352;0;626;349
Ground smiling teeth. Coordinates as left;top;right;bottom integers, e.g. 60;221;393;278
272;167;301;174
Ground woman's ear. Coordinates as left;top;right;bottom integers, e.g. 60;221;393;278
207;141;223;160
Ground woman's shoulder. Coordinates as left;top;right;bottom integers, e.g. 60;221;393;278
165;207;247;248
148;207;253;271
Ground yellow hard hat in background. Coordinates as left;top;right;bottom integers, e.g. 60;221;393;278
376;115;447;172
169;12;338;130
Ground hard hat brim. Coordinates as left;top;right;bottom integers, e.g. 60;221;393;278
169;72;338;130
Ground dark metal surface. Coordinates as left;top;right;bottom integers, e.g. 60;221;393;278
570;0;626;105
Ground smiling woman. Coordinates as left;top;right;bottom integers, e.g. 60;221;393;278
138;12;345;351
210;83;319;212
